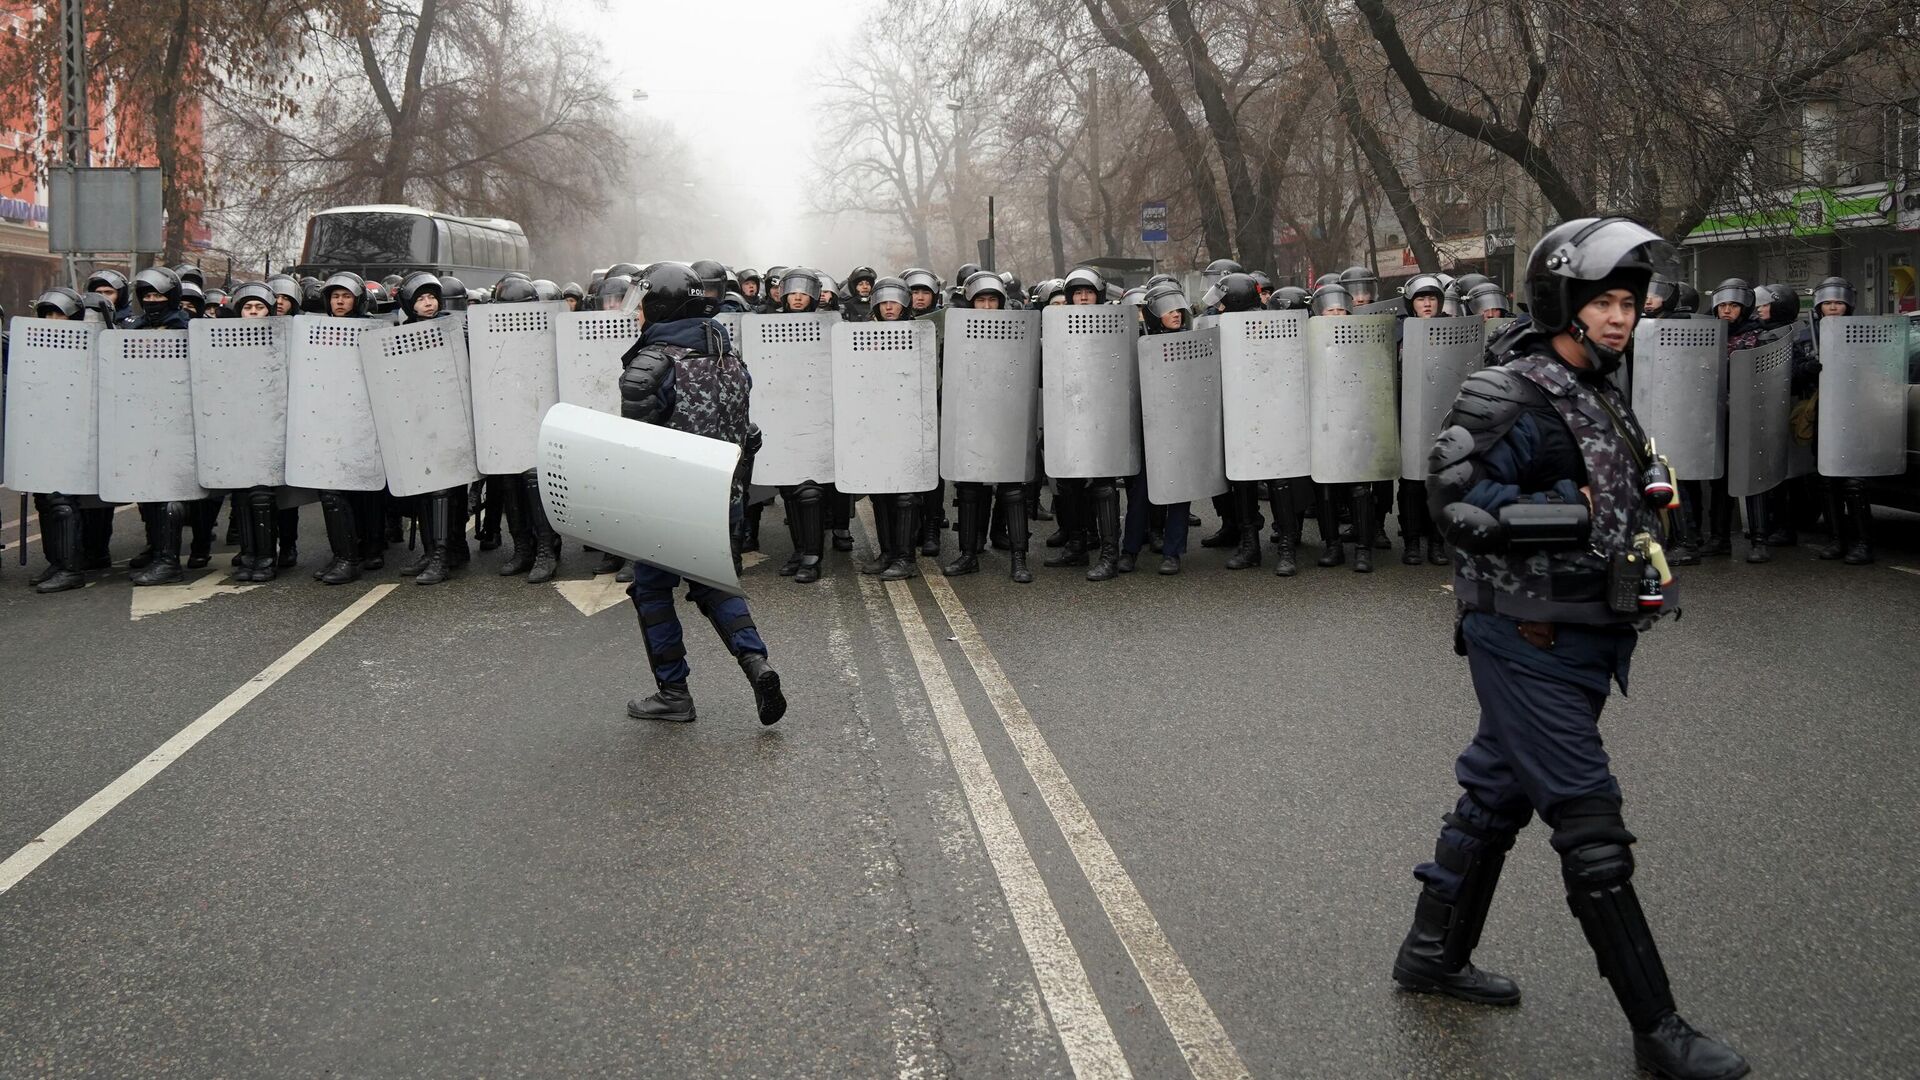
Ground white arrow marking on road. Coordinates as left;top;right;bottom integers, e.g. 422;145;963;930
129;570;263;621
553;575;629;617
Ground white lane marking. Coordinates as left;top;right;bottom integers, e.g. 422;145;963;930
921;567;1253;1080
875;576;1133;1078
129;570;263;621
1891;565;1919;576
552;575;629;616
0;585;398;896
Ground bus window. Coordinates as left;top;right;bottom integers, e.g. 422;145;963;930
450;222;474;269
307;212;432;265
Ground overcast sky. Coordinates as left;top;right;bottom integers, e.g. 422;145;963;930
558;1;857;269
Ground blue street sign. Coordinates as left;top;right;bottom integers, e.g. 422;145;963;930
1141;200;1168;244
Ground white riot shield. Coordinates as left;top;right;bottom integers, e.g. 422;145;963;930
285;316;384;491
358;315;481;498
1351;298;1404;316
468;300;563;473
1817;316;1909;477
1631;319;1727;480
3;317;99;494
1042;305;1141;478
832;319;938;493
537;402;742;596
97;330;206;502
743;312;836;486
1400;317;1487;480
1726;328;1795;498
189;317;290;488
1137;326;1228;504
1218;310;1309;480
941;308;1042;483
1307;315;1399;484
555;310;636;415
712;312;746;357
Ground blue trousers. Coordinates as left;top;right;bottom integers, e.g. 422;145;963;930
1414;613;1636;900
627;563;767;685
1122;473;1188;557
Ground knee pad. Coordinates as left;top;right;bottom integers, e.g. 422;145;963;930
793;483;823;510
1547;793;1636;857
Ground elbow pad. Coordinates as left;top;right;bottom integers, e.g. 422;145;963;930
1497;502;1590;550
1427;425;1502;553
618;353;670;424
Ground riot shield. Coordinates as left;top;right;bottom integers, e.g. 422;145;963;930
1351;298;1404;316
941;308;1042;483
1042;305;1141;478
189;316;290;489
538;402;742;596
1306;315;1399;484
1816;316;1909;477
1218;310;1309;480
742;312;836;486
1400;317;1487;480
285;316;384;492
468;300;563;473
3;317;99;494
358;314;481;498
1725;328;1794;497
831;319;939;493
98;330;207;503
555;310;635;416
712;312;746;357
1137;326;1228;504
1630;319;1726;480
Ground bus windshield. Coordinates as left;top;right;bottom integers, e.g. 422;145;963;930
306;212;433;265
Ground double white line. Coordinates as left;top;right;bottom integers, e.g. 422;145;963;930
854;507;1249;1080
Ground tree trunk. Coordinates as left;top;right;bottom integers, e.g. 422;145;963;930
1046;164;1067;278
1164;0;1274;270
153;0;193;264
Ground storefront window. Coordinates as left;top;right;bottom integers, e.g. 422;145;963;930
1890;253;1916;314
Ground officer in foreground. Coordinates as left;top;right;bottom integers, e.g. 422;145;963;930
617;263;787;727
1396;218;1746;1080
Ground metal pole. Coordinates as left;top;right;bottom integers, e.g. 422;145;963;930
987;195;996;271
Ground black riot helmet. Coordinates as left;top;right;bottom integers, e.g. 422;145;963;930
34;286;85;319
529;279;560;301
1709;278;1755;320
1756;283;1800;327
597;274;632;311
1310;282;1353;315
1201;272;1262;313
321;271;367;315
1267;285;1310;310
381;273;404;293
1403;273;1447;314
1033;278;1065;306
493;276;539;304
738;267;762;285
78;292;116;323
999;271;1024;307
1811;276;1855;316
867;276;911;317
1524;217;1674;334
846;265;877;290
268;275;303;315
1339;264;1379;303
178;280;206;315
1451;272;1490;296
690;259;729;298
301;277;326;313
173;263;205;287
1147;273;1180;289
560;281;585;308
1672;282;1699;315
363;279;394;314
1644;274;1679;311
963;270;1007;306
633;261;713;323
439;274;470;311
1203;258;1244;282
1464;281;1511;316
398;271;443;315
1063;266;1106;304
605;262;642;281
86;267;129;303
1315;272;1342;287
133;266;183;311
229;281;276;316
203;287;231;315
1142;282;1192;327
779;267;822;311
954;261;982;285
1248;270;1273;295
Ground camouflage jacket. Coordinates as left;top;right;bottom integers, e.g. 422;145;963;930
617;317;752;449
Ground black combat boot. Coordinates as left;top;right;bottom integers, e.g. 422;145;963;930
1816;480;1847;560
277;506;300;568
410;491;454;585
1225;482;1263;570
496;476;535;576
245;488;279;582
628;682;697;723
524;473;560;583
740;653;787;725
476;477;503;550
593;549;625;575
829;489;854;552
316;491;360;584
1563;846;1749;1080
1842;479;1874;564
34;498;87;594
1398;480;1425;565
1669;485;1702;566
1351;485;1375;574
883;494;920;581
1027;479;1051;521
1201;490;1239;549
743;500;764;553
1393;834;1520;1006
792;485;825;584
1742;495;1771;563
860;499;895;575
225;492;242;546
918;482;944;556
130;502;186;586
1315;485;1345;568
1086;482;1122;582
1701;481;1733;556
1004;485;1033;584
1268;479;1299;577
942;484;986;577
186;496;218;568
1044;483;1089;567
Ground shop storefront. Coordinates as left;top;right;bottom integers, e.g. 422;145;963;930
1683;181;1919;312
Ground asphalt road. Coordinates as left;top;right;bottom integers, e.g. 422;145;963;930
2;494;1917;1079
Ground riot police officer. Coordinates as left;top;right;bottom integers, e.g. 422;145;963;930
119;267;198;586
1398;218;1746;1080
486;275;561;584
618;262;786;727
1119;283;1196;575
1809;277;1874;564
860;277;926;581
1199;273;1271;569
392;272;474;585
768;267;831;584
1043;266;1111;574
942;271;1033;583
311;272;388;585
228;281;299;581
903;267;947;556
